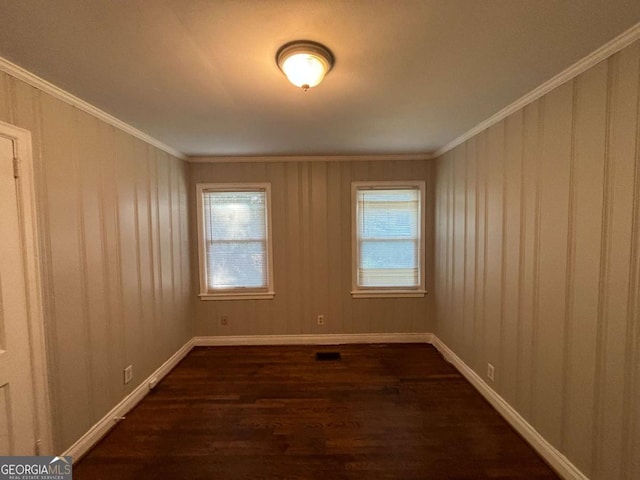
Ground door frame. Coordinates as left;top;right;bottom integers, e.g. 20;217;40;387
0;120;53;454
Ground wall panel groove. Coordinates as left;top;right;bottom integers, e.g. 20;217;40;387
135;142;147;375
530;97;544;431
560;79;578;452
73;108;96;426
0;75;11;122
502;111;523;407
515;107;527;416
6;75;16;124
592;54;616;478
498;120;508;396
623;45;640;479
94;121;114;416
168;158;176;320
461;144;468;357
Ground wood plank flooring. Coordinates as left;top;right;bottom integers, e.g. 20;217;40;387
74;344;559;479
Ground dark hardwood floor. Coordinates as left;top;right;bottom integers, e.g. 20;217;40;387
74;344;559;479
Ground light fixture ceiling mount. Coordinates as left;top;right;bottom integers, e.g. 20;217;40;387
276;40;334;91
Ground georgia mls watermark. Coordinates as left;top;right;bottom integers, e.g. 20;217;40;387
0;456;72;480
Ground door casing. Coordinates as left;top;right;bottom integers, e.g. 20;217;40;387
0;120;53;454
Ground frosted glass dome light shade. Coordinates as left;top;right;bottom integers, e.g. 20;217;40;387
277;41;334;91
282;53;327;89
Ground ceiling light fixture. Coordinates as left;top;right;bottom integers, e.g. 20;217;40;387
276;40;334;91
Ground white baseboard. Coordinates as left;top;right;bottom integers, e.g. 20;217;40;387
61;331;587;480
193;332;433;346
62;338;195;462
429;335;588;480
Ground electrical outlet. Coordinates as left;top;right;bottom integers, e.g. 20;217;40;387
124;365;133;384
487;363;495;382
221;315;229;326
317;314;325;326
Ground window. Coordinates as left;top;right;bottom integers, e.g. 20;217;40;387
352;181;426;298
196;183;274;300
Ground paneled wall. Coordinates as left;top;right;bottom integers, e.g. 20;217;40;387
0;71;192;452
190;160;435;336
434;41;640;479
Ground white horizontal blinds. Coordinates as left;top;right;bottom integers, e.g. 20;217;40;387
357;187;420;287
203;189;268;290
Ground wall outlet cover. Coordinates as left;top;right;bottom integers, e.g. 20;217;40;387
124;365;133;384
487;363;495;382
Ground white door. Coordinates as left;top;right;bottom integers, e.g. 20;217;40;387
0;134;37;454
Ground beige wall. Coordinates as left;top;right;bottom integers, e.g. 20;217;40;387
434;41;640;479
0;71;192;452
190;160;435;336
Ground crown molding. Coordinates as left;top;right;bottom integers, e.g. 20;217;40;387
187;153;435;163
0;56;186;160
434;21;640;158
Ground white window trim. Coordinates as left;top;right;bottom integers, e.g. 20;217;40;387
196;182;275;301
351;180;427;299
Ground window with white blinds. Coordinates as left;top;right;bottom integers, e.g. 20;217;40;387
196;183;274;300
352;181;426;298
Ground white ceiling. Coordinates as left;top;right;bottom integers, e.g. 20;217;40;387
1;0;639;157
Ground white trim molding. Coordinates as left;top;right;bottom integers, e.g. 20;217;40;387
430;335;588;480
63;338;194;462
351;290;427;299
194;333;433;347
195;183;275;299
435;21;640;158
0;120;54;455
0;56;185;160
187;154;435;164
351;181;427;298
198;292;275;301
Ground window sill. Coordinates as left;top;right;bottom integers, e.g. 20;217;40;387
351;290;427;299
199;292;275;301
